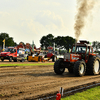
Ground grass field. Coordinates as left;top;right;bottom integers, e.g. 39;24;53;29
0;62;54;67
62;86;100;100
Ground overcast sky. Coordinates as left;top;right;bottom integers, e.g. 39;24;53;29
0;0;100;47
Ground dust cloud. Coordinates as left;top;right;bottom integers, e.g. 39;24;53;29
74;0;97;42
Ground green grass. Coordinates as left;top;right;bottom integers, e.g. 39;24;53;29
62;86;100;100
0;62;54;67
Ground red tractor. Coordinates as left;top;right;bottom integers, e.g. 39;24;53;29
54;40;100;76
44;46;57;62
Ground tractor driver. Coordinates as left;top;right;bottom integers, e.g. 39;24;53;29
80;48;85;53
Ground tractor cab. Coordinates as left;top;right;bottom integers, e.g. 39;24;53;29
70;40;96;63
71;45;86;54
71;40;89;54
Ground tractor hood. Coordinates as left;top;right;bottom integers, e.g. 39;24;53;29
64;53;81;62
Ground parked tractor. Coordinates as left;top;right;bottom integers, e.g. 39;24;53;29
44;46;57;62
54;40;100;76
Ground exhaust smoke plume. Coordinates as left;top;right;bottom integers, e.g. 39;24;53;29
74;0;96;41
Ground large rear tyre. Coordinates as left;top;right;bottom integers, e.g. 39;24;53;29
73;60;86;77
87;56;100;75
54;59;65;75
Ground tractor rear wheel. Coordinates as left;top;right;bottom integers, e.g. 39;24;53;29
73;60;86;76
54;59;65;75
87;56;100;75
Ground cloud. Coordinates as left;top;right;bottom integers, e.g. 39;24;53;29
40;1;61;6
35;10;65;32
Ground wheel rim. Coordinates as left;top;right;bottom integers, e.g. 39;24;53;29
94;60;99;73
80;64;84;74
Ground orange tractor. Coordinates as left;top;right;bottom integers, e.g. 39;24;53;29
54;40;100;76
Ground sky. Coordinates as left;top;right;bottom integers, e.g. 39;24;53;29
0;0;100;47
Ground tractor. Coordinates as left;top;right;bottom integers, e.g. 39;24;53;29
54;40;100;76
44;46;57;62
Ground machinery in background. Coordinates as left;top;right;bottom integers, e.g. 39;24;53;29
0;46;26;62
44;46;57;62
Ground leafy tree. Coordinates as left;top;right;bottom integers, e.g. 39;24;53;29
92;41;100;51
40;34;75;52
40;34;54;49
0;33;17;47
54;36;75;52
64;36;75;52
54;36;64;49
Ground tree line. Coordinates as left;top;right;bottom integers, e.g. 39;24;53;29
40;34;100;53
40;34;75;52
0;33;17;47
0;32;100;53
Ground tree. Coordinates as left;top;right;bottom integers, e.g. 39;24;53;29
40;34;54;49
0;33;17;47
64;36;76;52
40;34;76;52
54;36;75;52
92;41;100;51
54;36;64;49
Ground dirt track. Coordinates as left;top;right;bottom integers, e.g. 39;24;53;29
0;61;100;100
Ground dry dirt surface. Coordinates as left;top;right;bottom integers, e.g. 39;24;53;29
0;61;100;100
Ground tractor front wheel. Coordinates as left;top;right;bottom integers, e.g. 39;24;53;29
73;60;86;76
54;59;65;75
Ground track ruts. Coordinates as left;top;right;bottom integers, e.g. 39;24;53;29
0;64;100;100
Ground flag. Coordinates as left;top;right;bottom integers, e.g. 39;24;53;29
3;39;5;42
3;39;5;51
